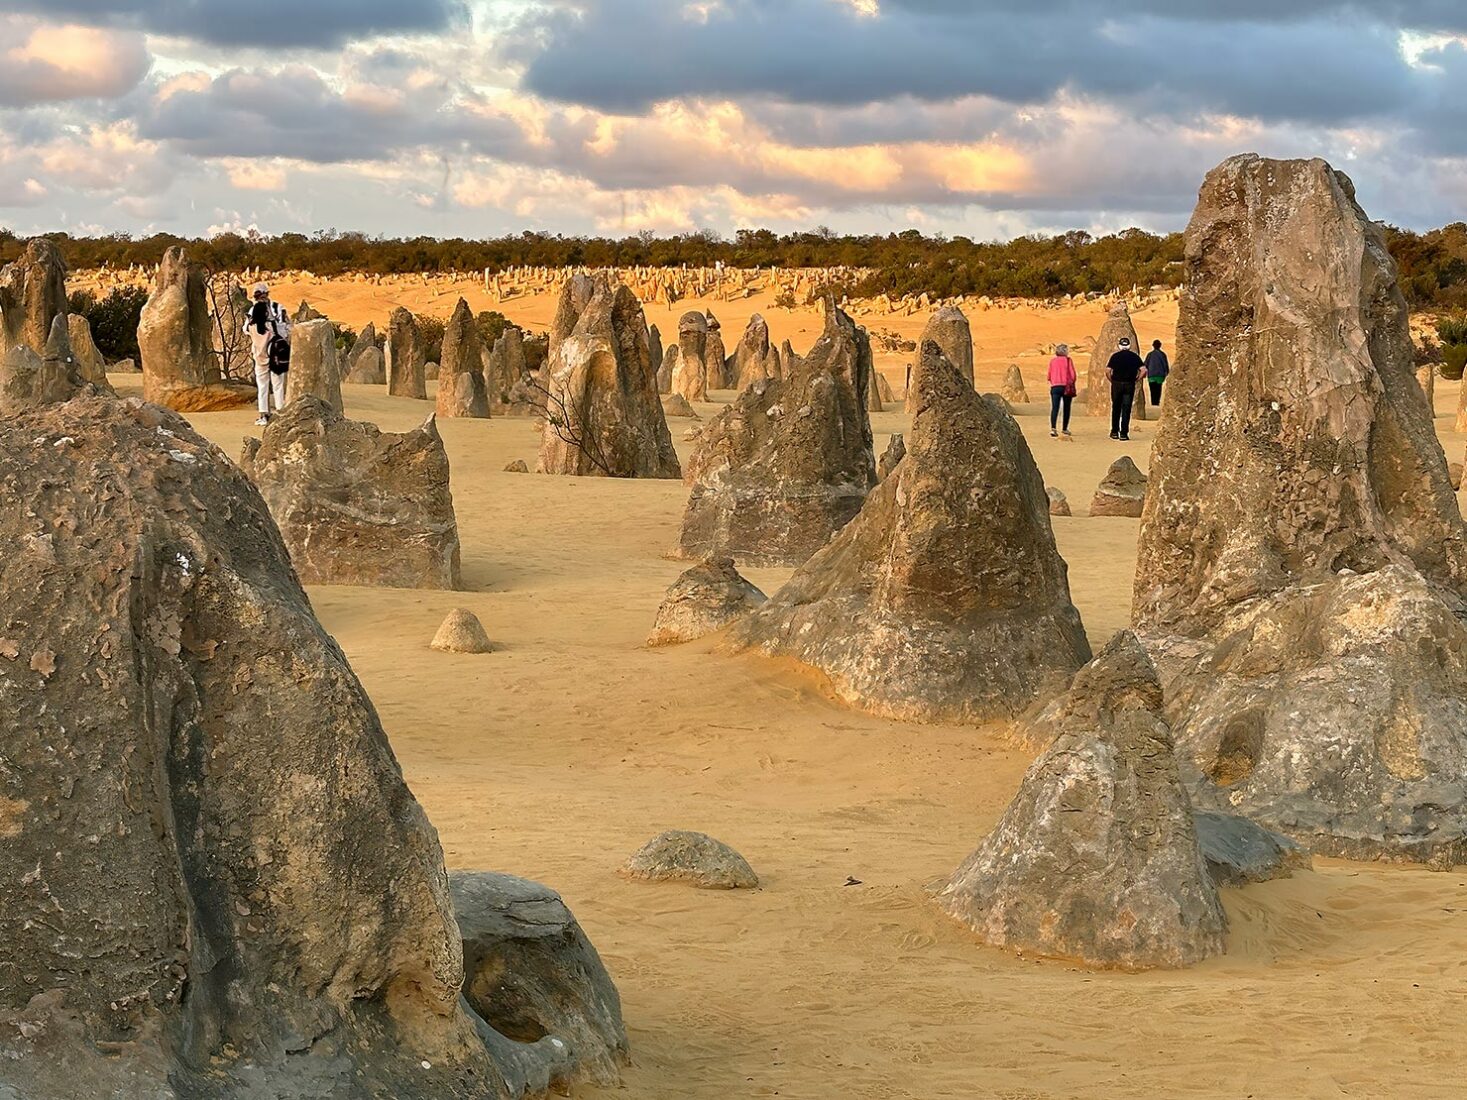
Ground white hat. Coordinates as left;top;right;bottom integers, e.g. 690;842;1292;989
252;283;269;296
1118;337;1131;348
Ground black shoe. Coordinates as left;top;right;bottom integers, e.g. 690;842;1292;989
1120;434;1131;441
1109;432;1119;440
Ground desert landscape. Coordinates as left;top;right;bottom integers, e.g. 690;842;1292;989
4;153;1467;1099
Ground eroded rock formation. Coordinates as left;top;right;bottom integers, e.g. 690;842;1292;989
438;298;490;419
0;238;67;356
622;831;759;889
647;558;766;646
906;305;972;412
1090;456;1148;517
386;306;426;399
671;311;709;402
1086;303;1139;417
285;317;344;412
139;246;252;411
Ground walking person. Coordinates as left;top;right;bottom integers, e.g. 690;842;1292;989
1144;339;1169;407
1047;343;1077;437
245;282;291;426
1105;336;1145;441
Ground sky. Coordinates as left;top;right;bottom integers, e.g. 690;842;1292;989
1;0;1466;241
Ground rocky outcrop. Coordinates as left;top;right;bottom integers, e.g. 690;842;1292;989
284;317;343;412
1047;486;1072;516
1001;364;1029;404
657;344;676;394
294;299;324;322
671;311;709;402
0;314;90;414
906;305;972;411
438;297;490;418
0;238;67;356
936;633;1227;970
726;338;1090;722
431;607;494;653
661;392;699;418
675;303;876;566
66;313;110;386
1133;155;1467;865
705;312;729;389
622;831;759;889
0;394;600;1099
877;433;905;480
536;276;681;478
487;325;530;405
1090;456;1148;516
385;305;426;399
241;396;462;589
1086;303;1139;416
344;321;379;380
139;246;252;411
730;313;773;391
1194;812;1311;887
450;872;629;1090
647;558;766;646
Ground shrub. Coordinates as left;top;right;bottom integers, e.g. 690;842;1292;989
67;287;148;362
1443;343;1467;381
475;310;510;349
1436;314;1467;346
416;315;446;364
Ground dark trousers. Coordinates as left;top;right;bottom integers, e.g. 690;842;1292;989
1149;379;1164;406
1111;387;1135;437
1049;386;1073;431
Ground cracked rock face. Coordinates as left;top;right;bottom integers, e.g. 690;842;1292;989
0;394;507;1098
675;302;876;566
726;338;1090;723
936;632;1227;971
241;396;463;589
285;317;344;413
1133;155;1467;865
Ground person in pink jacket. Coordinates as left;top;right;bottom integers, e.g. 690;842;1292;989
1047;343;1078;437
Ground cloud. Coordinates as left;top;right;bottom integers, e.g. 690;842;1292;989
1;0;471;49
0;18;150;105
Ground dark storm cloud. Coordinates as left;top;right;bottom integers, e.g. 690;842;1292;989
517;0;1428;123
3;0;470;48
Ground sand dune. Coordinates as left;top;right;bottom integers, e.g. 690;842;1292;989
103;290;1467;1100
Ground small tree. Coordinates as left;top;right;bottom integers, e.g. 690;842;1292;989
524;372;616;476
203;271;252;382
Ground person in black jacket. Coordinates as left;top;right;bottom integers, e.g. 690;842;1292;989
1105;337;1145;440
1144;339;1169;407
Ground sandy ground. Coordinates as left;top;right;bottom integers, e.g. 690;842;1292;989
106;289;1467;1100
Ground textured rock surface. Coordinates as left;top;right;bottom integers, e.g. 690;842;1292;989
1090;456;1148;517
0;314;90;414
386;306;426;399
704;313;729;389
284;317;344;412
536;276;680;479
730;313;772;391
450;872;629;1090
877;433;905;480
1047;486;1072;516
0;395;516;1098
671;311;709;402
487;326;529;405
647;558;766;646
937;633;1227;970
1086;303;1140;416
1194;812;1312;888
431;608;494;653
906;305;973;411
622;831;758;889
504;458;529;473
242;396;462;589
67;313;111;386
344;321;379;381
438;298;490;418
661;392;699;419
1133;155;1467;865
1000;364;1029;404
0;238;67;356
139;247;252;411
726;339;1090;722
675;303;876;566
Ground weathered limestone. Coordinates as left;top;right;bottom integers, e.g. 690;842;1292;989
241;396;462;589
1194;812;1311;888
139;246;252;411
536;276;681;479
1091;456;1148;517
726;339;1090;722
438;298;489;418
1086;303;1139;416
385;305;426;399
657;345;677;394
0;394;594;1098
622;831;759;889
0;314;90;414
284;317;343;412
293;299;324;322
676;303;876;566
936;633;1227;970
730;313;773;391
1133;155;1467;865
344;321;382;382
450;872;629;1090
704;312;729;389
906;305;972;412
1001;364;1029;404
661;393;699;419
648;323;664;387
487;325;529;404
431;607;494;653
647;558;767;646
1047;486;1072;516
0;238;67;355
877;433;905;480
671;311;709;402
66;314;110;386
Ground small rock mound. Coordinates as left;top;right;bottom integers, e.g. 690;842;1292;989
504;458;530;473
622;830;759;889
1090;456;1148;516
431;608;493;653
661;392;700;419
1195;812;1312;888
647;558;766;646
1000;364;1029;404
936;632;1227;970
1046;486;1071;516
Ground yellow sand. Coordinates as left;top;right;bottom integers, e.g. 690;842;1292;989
112;287;1467;1100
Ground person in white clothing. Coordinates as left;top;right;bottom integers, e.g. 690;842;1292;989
245;283;291;425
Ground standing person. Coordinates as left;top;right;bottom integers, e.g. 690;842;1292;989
245;283;291;426
1144;339;1169;407
1047;343;1077;438
1105;336;1145;441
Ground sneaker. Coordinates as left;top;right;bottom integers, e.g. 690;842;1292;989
1109;431;1119;440
1050;429;1058;437
255;415;270;426
1120;434;1131;442
1062;430;1073;438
